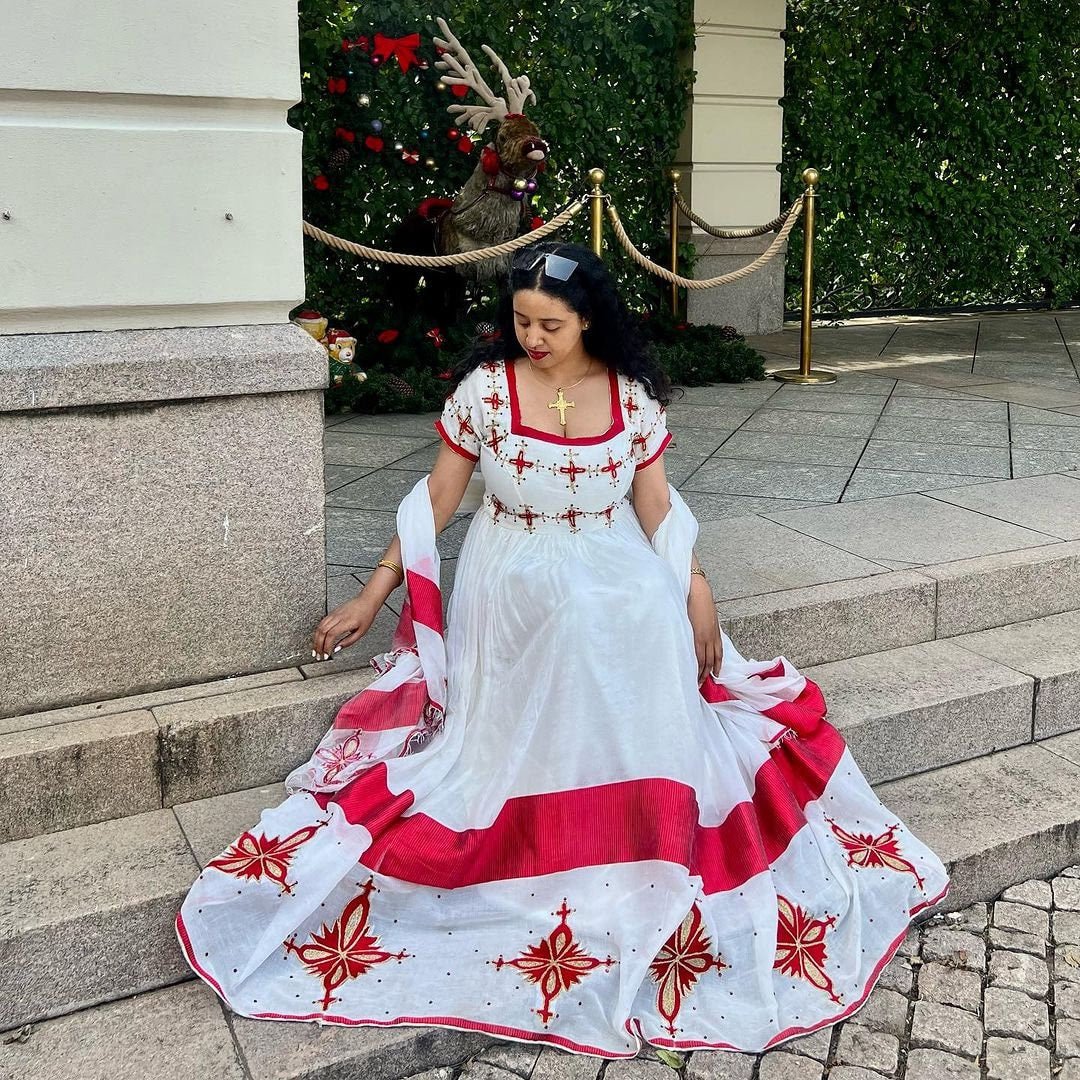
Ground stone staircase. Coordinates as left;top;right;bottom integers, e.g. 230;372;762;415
6;536;1080;1078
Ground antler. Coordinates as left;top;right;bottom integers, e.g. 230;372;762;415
433;17;537;131
480;44;536;115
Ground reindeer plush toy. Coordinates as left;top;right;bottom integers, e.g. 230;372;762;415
389;18;548;324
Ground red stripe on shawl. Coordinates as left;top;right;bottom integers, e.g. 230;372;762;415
316;720;846;894
333;678;429;732
405;569;443;636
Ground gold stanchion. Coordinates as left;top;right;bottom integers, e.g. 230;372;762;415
668;169;681;317
588;167;606;258
771;167;835;385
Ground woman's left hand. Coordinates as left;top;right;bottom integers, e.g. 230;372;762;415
687;575;723;684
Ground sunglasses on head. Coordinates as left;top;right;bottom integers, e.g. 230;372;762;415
512;250;579;281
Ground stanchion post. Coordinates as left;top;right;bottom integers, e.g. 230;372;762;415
588;167;606;259
771;166;835;385
668;169;681;317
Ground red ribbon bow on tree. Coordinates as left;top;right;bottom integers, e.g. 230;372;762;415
372;32;421;72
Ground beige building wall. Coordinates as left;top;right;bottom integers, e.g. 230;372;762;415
0;0;306;332
680;0;787;334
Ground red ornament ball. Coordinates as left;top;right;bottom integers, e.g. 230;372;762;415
457;136;474;153
364;135;384;152
447;128;459;140
312;174;330;191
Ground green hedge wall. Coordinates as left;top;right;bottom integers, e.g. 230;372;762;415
782;1;1080;315
294;0;693;340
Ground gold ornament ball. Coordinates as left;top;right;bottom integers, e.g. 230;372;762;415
394;141;404;152
436;80;446;91
424;157;437;167
358;93;371;106
512;177;528;191
802;167;820;187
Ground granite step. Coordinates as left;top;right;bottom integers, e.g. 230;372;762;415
0;665;377;845
9;725;1080;1035
718;537;1080;668
6;543;1080;847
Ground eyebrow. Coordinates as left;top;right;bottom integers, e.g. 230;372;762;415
514;311;565;323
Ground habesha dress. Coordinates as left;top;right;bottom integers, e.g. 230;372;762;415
176;360;949;1058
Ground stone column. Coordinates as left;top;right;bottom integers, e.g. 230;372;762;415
679;0;787;335
0;2;327;717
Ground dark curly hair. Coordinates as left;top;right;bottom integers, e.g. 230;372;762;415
451;241;671;404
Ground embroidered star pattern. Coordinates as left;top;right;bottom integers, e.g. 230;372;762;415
826;817;926;890
207;818;330;896
648;902;727;1036
283;877;410;1011
774;896;842;1005
490;899;617;1025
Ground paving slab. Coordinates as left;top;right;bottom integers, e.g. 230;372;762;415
154;669;377;805
717;570;935;668
858;438;1011;477
1011;446;1080;476
678;492;825;523
758;392;888;415
675;381;782;404
920;539;1080;635
953;610;1080;737
1012;423;1080;451
871;415;1011;447
325;508;471;566
841;469;1001;502
710;430;867;467
327;469;432;511
882;397;1008;421
692;514;888;601
0;809;197;1028
1010;404;1080;427
683;459;853;501
762;493;1057;567
667;426;741;458
325;464;373;492
330;412;443;438
965;382;1080;409
875;743;1080;910
740;408;879;438
323;432;436;468
0;709;160;843
0;981;243;1080
927;473;1080;539
663;404;757;429
806;640;1032;783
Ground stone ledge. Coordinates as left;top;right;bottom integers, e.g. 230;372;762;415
0;323;327;413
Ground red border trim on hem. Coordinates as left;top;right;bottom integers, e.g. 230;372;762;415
505;362;624;445
434;418;480;462
635;430;673;472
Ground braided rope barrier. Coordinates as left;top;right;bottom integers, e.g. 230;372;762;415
301;199;585;267
608;194;803;290
673;188;791;239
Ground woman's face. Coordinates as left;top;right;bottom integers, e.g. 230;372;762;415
512;288;588;371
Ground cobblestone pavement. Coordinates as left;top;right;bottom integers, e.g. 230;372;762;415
412;868;1080;1080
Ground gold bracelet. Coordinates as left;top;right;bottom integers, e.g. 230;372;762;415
376;559;404;582
690;567;707;581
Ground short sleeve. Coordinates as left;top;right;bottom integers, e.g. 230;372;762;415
630;381;672;470
436;374;481;462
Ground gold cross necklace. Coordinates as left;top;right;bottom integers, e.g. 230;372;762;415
528;359;595;428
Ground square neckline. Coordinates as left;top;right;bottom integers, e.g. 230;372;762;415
504;360;625;446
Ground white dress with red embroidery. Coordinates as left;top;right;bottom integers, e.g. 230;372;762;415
176;360;949;1059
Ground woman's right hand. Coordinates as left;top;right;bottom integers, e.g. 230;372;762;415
312;595;380;660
